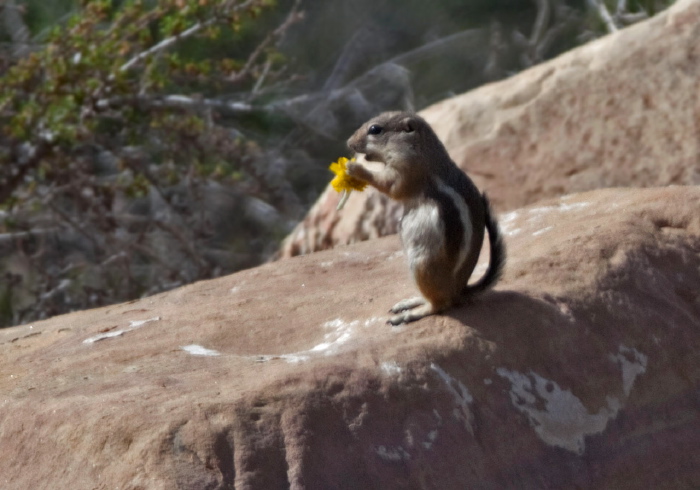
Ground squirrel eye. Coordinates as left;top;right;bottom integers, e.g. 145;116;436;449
367;124;382;135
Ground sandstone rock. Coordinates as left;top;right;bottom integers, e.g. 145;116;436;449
279;0;700;258
1;186;699;489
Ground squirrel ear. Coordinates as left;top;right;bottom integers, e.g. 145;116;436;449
401;117;416;133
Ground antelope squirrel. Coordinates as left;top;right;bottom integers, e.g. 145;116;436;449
346;111;505;325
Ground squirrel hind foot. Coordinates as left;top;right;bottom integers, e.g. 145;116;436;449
390;296;425;313
387;302;436;325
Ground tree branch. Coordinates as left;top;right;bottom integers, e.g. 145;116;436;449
227;0;303;84
587;0;618;33
0;228;58;246
530;0;551;47
95;93;258;116
2;0;31;58
120;19;214;72
119;0;259;73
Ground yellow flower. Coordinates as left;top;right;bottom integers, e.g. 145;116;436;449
329;157;367;192
329;157;367;210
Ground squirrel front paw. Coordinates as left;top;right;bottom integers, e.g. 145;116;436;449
345;161;371;181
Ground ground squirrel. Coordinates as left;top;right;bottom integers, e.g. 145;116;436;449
346;111;505;325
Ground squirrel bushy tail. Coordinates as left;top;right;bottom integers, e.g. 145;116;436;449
462;193;505;298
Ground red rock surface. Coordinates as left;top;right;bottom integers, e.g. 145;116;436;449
280;0;700;258
1;186;699;489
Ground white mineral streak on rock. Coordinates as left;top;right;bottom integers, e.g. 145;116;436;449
431;363;474;434
380;361;402;376
83;316;161;344
496;348;647;455
181;344;221;357
375;445;410;462
609;345;648;396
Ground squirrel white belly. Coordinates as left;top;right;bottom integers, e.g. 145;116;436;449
345;111;505;325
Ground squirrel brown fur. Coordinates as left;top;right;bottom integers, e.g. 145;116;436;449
346;111;505;325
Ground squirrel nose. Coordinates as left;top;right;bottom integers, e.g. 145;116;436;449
347;137;363;153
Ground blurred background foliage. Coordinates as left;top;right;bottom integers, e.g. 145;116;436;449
0;0;674;327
